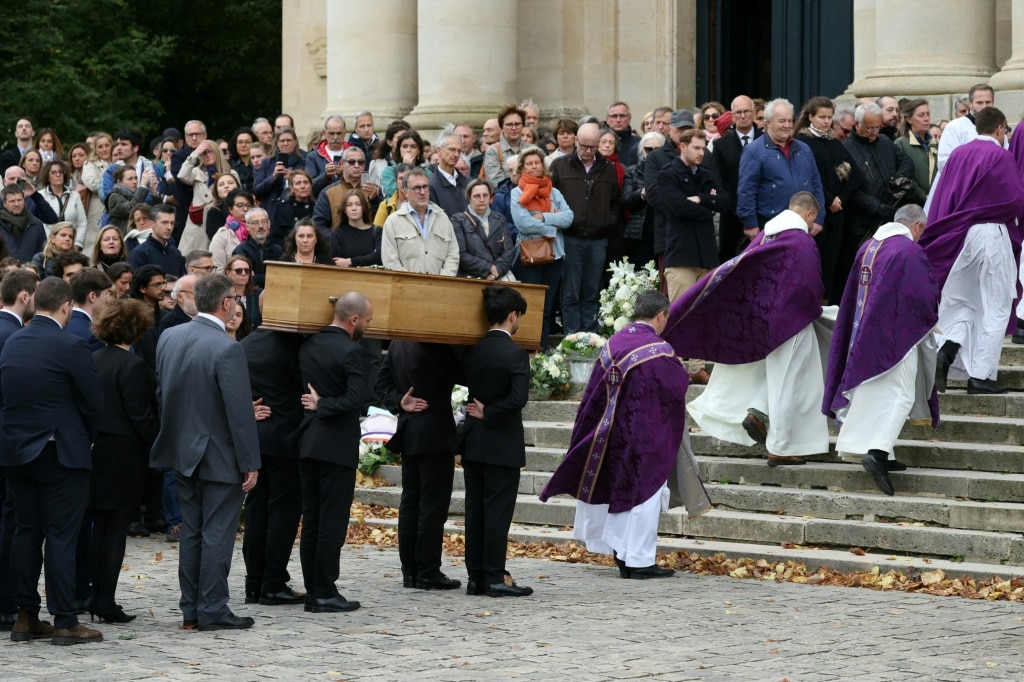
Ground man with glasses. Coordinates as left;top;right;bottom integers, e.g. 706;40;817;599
428;133;470;217
832;106;856;143
185;249;217;277
312;147;381;230
232;208;282;290
129;204;185;276
306;115;348;196
550;122;621;335
170;121;209;242
605;101;641;167
842;103;914;270
713;95;763;261
382;167;460;276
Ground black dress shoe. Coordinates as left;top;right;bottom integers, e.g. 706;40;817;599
885;459;908;472
259;586;306;606
935;352;952;393
967;377;1008;395
0;612;16;632
487;582;534;597
181;619;198;630
402;575;417;588
862;451;895;496
628;565;675;580
244;592;259;605
305;596;361;613
198;613;255;631
465;581;486;596
741;411;768;445
90;606;136;624
613;555;630;579
414;573;462;590
126;521;150;538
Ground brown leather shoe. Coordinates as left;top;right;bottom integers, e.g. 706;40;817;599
689;369;711;385
9;609;54;642
51;623;103;645
741;412;769;445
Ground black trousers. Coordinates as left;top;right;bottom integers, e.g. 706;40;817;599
7;443;89;630
462;460;519;586
87;508;131;613
0;475;15;614
398;452;455;580
299;458;355;599
242;455;302;595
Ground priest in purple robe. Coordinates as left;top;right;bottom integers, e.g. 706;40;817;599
823;204;940;496
538;291;710;580
921;106;1024;395
664;191;832;466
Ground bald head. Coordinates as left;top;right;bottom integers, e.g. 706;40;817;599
731;95;755;134
173;274;198;316
332;291;373;341
576;122;601;163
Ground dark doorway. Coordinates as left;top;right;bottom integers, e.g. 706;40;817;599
696;0;853;108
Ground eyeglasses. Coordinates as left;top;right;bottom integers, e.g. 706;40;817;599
231;267;251;275
705;112;721;119
407;184;430;193
643;146;657;152
504;122;523;129
48;169;64;175
248;219;270;226
190;264;216;273
838;126;854;135
161;148;175;154
233;203;252;209
185;131;203;138
732;109;753;116
145;281;167;288
862;126;882;133
344;159;365;166
578;144;598;151
607;113;629;119
444;147;461;154
224;294;243;303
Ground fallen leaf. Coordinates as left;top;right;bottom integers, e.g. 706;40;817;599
780;542;796;550
921;569;946;585
849;547;866;556
154;552;163;562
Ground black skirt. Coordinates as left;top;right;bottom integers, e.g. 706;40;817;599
89;433;149;510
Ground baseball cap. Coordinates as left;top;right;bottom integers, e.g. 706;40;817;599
670;109;695;129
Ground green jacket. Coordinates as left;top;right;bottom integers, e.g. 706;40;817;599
894;133;936;203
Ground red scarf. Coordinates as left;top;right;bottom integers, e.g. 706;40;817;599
517;172;552;213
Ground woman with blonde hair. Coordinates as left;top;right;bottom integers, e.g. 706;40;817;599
30;221;76;277
178;140;238;253
82;132;114;242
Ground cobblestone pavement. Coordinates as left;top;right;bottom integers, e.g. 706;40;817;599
4;534;1024;681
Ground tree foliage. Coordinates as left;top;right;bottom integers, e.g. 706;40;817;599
0;0;281;148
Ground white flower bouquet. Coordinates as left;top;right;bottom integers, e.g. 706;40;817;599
529;351;571;399
598;258;660;337
358;439;397;475
559;332;606;358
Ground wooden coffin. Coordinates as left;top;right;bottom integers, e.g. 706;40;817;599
261;262;547;349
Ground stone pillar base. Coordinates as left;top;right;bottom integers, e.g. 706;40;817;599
848;73;996;98
990;61;1024;90
990;90;1024;124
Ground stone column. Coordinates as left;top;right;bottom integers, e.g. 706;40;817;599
405;0;518;129
992;0;1024;89
325;0;418;124
847;0;997;95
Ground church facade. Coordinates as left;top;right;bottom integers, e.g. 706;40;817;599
282;0;1024;137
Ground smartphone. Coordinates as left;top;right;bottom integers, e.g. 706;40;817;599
15;179;25;189
361;172;370;186
276;152;288;165
332;154;342;164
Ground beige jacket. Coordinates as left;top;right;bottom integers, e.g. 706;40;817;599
382;202;460;276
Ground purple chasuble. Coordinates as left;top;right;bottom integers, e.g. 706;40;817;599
822;230;941;426
922;138;1024;290
538;323;694;514
663;224;823;364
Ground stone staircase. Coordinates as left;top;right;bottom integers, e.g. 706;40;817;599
354;341;1024;580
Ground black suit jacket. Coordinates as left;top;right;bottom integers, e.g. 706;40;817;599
67;308;104;352
658;158;730;269
241;329;305;458
0;311;23;454
296;325;367;467
376;342;463;457
156;304;193;337
0;315;103;470
713;127;763;259
93;345;159;447
458;330;529;468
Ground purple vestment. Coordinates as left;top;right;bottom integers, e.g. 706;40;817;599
922;138;1024;290
539;323;706;514
663;223;824;364
823;230;941;426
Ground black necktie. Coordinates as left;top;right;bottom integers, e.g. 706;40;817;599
741;135;749;147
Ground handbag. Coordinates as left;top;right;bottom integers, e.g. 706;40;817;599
518;236;555;266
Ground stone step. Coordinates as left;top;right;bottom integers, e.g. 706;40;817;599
949;366;1024;390
525;414;1024;450
352;485;1024;565
358;516;1024;582
523;389;1024;422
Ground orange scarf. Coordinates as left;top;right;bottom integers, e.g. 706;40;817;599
517;172;552;213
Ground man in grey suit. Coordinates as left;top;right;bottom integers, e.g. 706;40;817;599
151;274;261;632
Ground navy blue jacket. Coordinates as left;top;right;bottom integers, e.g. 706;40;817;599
0;214;46;264
0;315;103;470
128;235;185;276
736;135;825;228
252;152;305;225
232;238;283;289
66;309;104;352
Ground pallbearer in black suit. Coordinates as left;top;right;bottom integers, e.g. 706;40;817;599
297;292;372;613
376;342;464;590
66;268;112;352
459;285;533;597
87;299;160;624
1;277;104;644
0;269;37;633
240;328;306;606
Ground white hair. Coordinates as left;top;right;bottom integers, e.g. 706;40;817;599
855;103;883;123
640;131;666;150
323;114;346;129
763;99;793;123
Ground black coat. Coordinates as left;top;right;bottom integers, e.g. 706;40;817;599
376;342;463;456
550;153;621;239
233;238;284;288
428;169;470;219
270;197;316;249
645;139;724;254
712;127;763;259
241;329;305;458
296;325;367;467
843;133;915;237
458;330;529;468
657;157;730;269
450;211;515;279
620;158;649;241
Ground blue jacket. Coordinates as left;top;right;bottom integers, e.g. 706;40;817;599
253;151;306;225
0;213;46;264
510;186;575;259
736;136;825;228
0;315;103;470
67;309;105;352
128;235;185;276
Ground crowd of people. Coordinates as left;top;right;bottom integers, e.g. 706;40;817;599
0;84;1017;640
